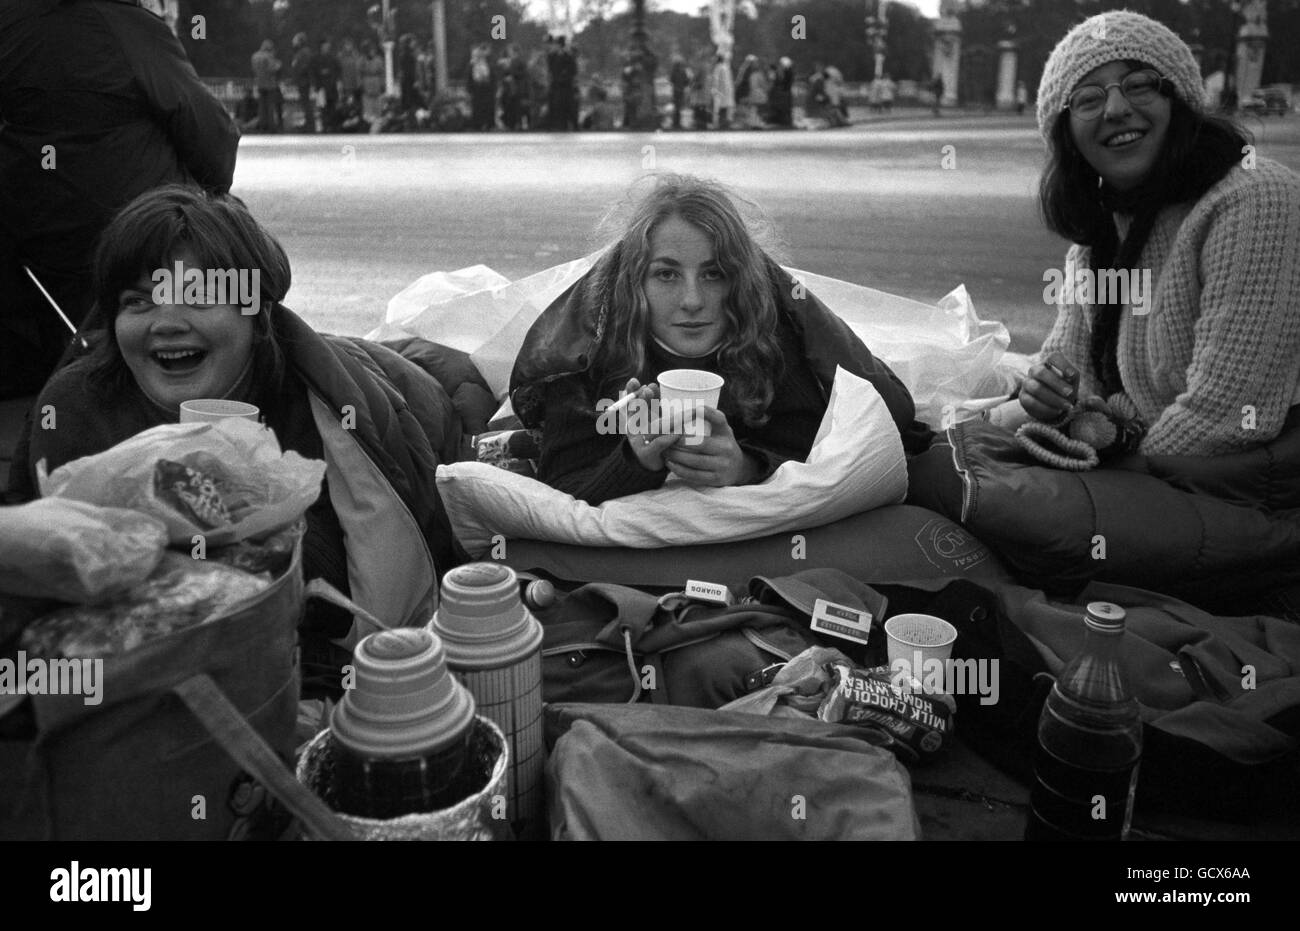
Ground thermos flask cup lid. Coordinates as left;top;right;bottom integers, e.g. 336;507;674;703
433;563;543;668
330;627;476;759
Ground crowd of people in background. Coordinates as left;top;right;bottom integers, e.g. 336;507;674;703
243;33;867;133
244;34;385;133
247;32;588;133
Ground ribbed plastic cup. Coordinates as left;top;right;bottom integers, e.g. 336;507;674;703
432;562;544;835
328;627;477;820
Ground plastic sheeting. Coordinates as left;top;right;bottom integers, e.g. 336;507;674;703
366;252;1031;429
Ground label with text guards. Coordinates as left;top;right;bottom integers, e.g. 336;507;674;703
685;579;734;606
810;598;874;645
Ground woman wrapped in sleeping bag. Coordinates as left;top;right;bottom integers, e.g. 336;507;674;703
510;173;932;505
907;12;1300;620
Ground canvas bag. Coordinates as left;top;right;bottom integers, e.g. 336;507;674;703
545;702;921;840
0;540;350;841
533;569;885;709
873;575;1300;818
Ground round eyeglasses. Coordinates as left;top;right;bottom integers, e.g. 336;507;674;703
1065;69;1165;121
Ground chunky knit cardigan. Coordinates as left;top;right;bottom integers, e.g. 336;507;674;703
1036;157;1300;456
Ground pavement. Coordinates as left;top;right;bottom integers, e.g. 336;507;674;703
231;111;1300;354
232;111;1067;352
914;733;1300;841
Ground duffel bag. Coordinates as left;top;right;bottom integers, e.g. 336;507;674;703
544;702;921;840
532;568;886;708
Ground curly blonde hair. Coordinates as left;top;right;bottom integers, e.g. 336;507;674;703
588;174;785;427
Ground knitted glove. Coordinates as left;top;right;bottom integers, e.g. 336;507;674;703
1016;393;1146;471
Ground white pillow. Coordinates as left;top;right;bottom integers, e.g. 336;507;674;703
436;367;907;555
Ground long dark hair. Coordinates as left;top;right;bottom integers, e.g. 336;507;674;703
1038;69;1250;393
82;185;291;403
589;174;785;428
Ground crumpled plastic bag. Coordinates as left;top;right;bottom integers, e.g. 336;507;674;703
366;251;1031;429
38;418;326;547
720;645;854;718
0;498;168;603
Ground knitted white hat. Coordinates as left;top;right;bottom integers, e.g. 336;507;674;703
1036;10;1206;144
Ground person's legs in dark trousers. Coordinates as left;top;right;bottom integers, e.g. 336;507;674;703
557;85;575;129
322;89;338;131
297;83;316;132
257;89;275;131
544;88;558;129
672;89;684;127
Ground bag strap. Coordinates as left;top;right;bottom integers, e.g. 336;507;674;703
171;580;397;841
173;674;355;841
305;578;391;638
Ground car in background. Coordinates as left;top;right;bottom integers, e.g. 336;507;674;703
1240;85;1291;116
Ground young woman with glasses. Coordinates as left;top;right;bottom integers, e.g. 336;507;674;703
907;12;1300;620
994;11;1300;456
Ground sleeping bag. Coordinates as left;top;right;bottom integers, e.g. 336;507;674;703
906;407;1300;620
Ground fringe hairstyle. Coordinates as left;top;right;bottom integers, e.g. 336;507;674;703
82;185;291;401
1037;68;1249;393
588;174;785;427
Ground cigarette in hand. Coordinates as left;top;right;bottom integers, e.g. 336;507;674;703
599;391;639;417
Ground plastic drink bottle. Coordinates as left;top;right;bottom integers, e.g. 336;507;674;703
1025;602;1143;841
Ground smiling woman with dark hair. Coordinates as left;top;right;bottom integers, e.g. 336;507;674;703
908;12;1300;620
998;11;1300;453
17;186;487;698
80;184;291;406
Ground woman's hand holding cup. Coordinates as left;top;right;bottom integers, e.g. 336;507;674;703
621;378;680;471
1019;351;1080;423
663;408;759;487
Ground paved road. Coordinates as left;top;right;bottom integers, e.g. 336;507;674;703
232;113;1300;353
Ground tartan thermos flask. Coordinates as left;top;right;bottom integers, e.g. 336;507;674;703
432;563;544;836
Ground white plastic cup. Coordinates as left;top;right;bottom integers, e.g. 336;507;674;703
885;614;958;682
657;369;724;444
179;399;260;423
